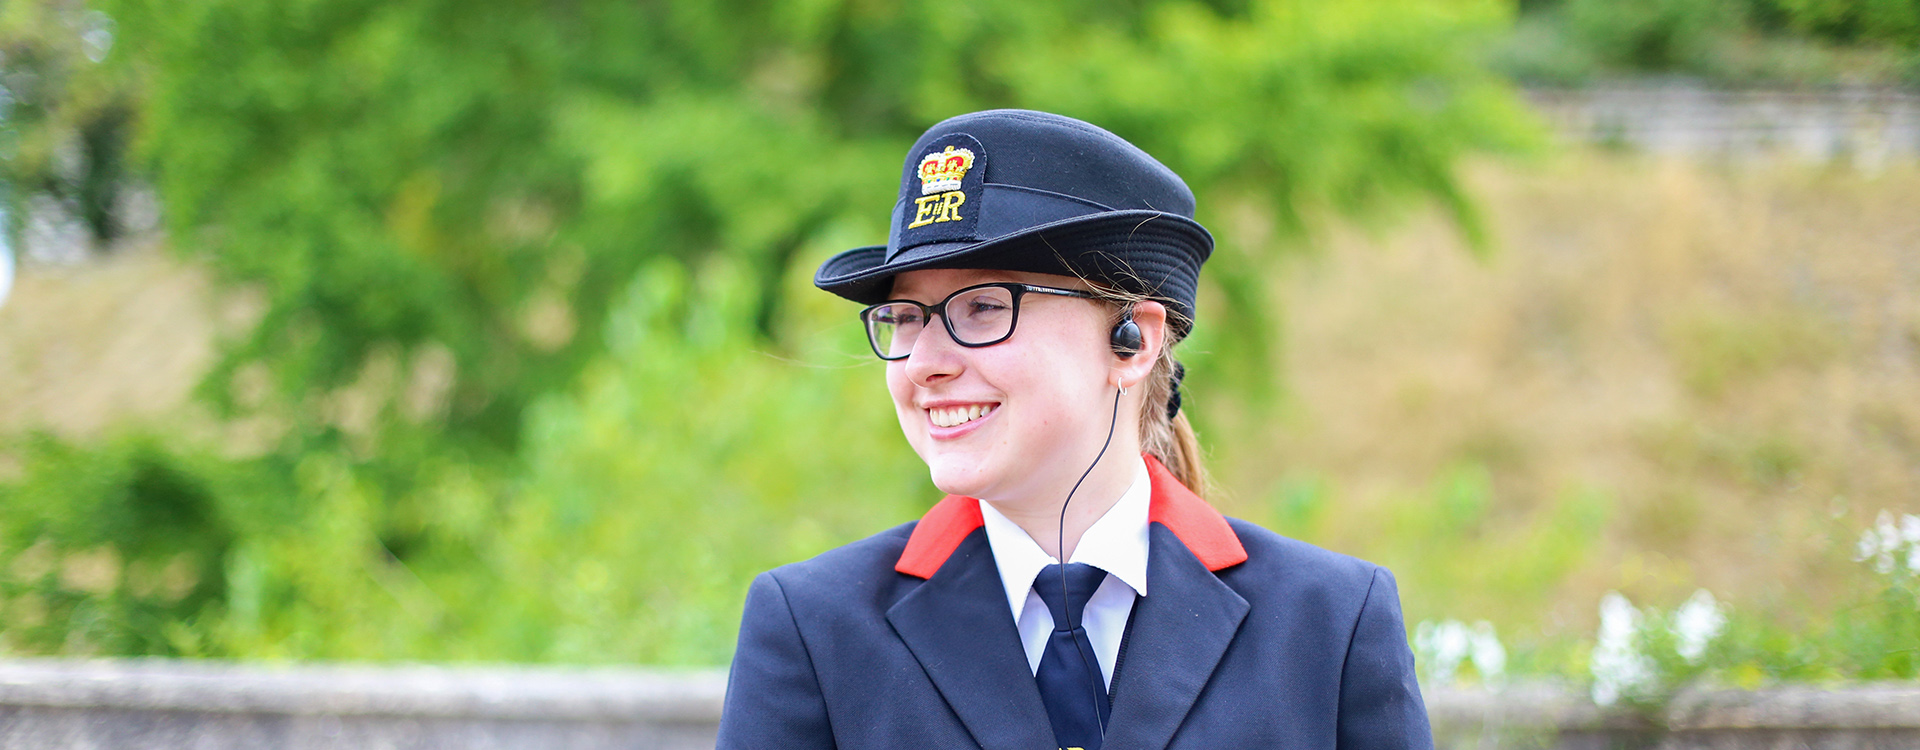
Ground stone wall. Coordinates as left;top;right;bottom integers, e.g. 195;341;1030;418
0;660;724;750
1429;680;1920;749
1525;84;1920;165
1;659;1915;749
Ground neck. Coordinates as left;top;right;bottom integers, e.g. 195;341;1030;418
982;444;1140;562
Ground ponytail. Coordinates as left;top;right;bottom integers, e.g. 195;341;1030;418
1164;411;1209;496
1137;345;1210;498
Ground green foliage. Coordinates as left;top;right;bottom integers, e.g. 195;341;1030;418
1403;510;1917;702
465;259;928;663
1564;0;1747;72
1580;529;1918;703
1757;0;1920;45
1497;0;1920;84
1713;515;1920;682
0;434;259;654
6;260;920;662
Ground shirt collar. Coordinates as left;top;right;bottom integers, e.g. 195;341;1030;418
979;457;1152;623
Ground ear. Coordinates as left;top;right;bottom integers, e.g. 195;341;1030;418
1113;300;1167;390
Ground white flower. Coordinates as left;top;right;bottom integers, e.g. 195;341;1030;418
1415;619;1470;685
1417;619;1508;687
1856;512;1920;575
1470;621;1506;683
1903;514;1920;573
1672;589;1726;663
1591;592;1655;706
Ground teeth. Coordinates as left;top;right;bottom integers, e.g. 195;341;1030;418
930;404;994;428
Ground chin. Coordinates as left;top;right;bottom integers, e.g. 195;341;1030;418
923;461;985;499
920;452;1004;500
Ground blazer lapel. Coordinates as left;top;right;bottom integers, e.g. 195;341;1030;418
1101;523;1251;750
887;529;1056;749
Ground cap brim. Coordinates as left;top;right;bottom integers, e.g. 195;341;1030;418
815;210;1212;319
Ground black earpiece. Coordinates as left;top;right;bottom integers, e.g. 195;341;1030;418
1110;313;1142;358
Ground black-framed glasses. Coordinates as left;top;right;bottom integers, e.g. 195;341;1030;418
858;282;1100;361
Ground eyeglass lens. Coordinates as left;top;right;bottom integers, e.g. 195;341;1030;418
868;285;1018;358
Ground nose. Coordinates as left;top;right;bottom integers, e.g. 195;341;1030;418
901;317;965;386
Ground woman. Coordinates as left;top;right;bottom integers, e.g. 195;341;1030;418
718;110;1431;749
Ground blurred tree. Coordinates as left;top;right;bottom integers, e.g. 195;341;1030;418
1562;0;1746;71
0;0;140;253
1760;0;1920;45
0;435;252;655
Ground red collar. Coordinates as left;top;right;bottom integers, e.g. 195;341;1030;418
894;454;1248;579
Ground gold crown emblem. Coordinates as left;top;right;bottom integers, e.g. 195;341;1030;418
917;145;976;196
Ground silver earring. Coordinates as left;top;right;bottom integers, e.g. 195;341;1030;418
1119;383;1130;396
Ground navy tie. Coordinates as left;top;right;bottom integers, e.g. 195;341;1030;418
1034;563;1111;750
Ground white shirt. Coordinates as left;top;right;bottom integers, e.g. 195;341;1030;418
978;457;1150;689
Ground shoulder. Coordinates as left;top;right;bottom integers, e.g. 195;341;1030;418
1211;519;1431;745
756;520;921;610
1224;517;1384;580
1216;517;1392;609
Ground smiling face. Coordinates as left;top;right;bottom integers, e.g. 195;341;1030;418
886;268;1125;505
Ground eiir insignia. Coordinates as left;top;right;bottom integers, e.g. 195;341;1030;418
909;145;975;229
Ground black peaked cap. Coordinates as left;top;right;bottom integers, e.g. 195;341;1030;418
814;109;1213;332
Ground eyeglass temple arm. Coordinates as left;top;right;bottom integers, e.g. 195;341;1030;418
1016;285;1099;300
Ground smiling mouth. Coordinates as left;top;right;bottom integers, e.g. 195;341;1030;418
928;404;996;428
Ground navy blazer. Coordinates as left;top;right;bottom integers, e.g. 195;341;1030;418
718;457;1431;749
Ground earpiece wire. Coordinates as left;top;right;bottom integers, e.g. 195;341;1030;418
1056;383;1123;740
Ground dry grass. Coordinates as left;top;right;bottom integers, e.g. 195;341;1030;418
1220;152;1920;645
0;241;220;441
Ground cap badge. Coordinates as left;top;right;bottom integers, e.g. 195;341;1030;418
909;145;976;230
